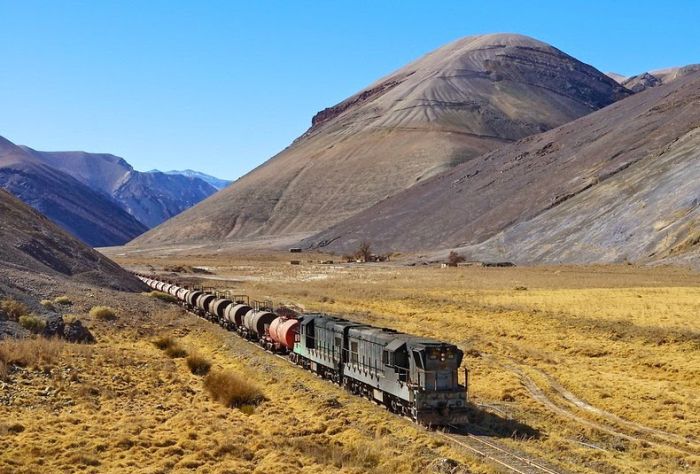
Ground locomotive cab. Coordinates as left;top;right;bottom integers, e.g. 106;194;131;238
407;340;468;424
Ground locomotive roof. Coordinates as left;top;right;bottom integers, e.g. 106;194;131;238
301;312;456;349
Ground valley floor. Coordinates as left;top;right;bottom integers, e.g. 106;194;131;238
105;249;700;473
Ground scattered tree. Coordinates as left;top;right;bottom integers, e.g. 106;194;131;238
355;241;372;262
447;251;466;267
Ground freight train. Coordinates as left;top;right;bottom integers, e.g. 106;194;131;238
138;274;470;425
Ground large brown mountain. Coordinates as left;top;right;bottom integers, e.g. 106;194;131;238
304;71;700;265
0;136;147;247
22;148;219;228
131;33;630;247
0;188;141;290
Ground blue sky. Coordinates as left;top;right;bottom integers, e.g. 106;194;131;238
0;1;698;180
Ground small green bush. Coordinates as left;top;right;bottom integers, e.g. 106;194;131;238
40;300;56;311
0;298;30;322
144;291;177;303
53;296;72;306
186;354;211;376
89;306;117;321
19;315;46;333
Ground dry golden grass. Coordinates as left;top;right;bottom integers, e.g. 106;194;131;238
144;290;178;303
18;314;46;333
204;370;265;408
0;337;63;372
0;298;30;321
89;305;116;321
53;295;72;306
39;299;55;311
186;353;211;376
1;291;484;473
111;254;700;473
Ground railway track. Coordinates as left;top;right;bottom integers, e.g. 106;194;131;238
439;425;567;474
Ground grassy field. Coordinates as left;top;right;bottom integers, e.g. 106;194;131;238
0;282;487;473
108;251;700;473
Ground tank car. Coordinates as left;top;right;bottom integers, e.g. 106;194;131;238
263;316;298;353
223;302;251;330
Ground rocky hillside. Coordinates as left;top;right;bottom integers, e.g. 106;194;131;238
609;64;700;92
23;148;219;228
304;71;700;265
0;136;147;247
0;188;141;290
131;33;630;247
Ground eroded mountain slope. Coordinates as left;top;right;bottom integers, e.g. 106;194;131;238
304;71;700;264
132;33;630;247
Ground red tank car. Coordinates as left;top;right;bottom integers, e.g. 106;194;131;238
268;317;299;352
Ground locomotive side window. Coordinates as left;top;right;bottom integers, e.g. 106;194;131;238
350;341;358;365
382;350;390;366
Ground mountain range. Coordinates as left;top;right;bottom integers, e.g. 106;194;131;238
131;33;631;247
0;136;147;247
1;137;226;245
158;169;231;190
4;32;696;266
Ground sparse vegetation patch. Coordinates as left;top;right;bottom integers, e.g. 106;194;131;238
53;296;72;306
204;370;265;409
144;291;178;303
18;315;46;333
89;306;117;321
0;298;30;321
186;354;211;375
40;299;55;311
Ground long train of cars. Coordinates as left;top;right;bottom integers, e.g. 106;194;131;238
138;274;470;425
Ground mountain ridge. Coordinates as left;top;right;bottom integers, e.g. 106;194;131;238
131;33;631;248
0;136;148;247
21;148;220;229
302;70;700;265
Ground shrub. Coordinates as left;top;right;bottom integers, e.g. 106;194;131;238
447;251;466;267
53;296;72;306
186;354;211;375
40;300;56;311
63;314;79;324
0;298;30;322
19;315;46;333
89;306;117;321
239;405;256;416
204;370;265;408
0;337;64;372
152;336;175;350
144;291;177;303
164;344;187;359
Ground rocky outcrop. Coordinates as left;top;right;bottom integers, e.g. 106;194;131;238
622;72;662;92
